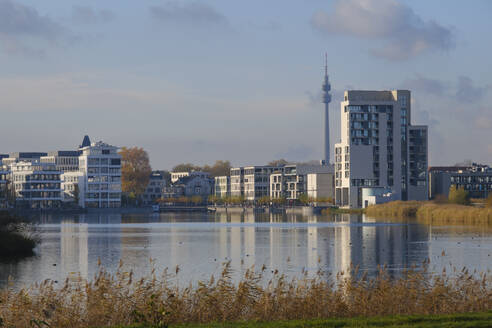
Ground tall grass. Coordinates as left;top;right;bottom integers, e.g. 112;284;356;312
0;262;490;328
365;201;492;225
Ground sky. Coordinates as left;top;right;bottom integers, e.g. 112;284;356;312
0;0;491;169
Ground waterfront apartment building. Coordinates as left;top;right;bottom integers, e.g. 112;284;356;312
214;176;230;198
41;151;80;172
429;164;492;199
171;171;209;184
270;164;333;200
334;90;428;208
78;141;122;208
230;167;244;198
243;166;275;201
10;162;62;209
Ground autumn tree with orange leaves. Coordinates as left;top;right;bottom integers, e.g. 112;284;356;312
119;147;152;200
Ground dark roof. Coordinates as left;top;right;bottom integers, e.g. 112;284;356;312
428;166;470;172
0;154;8;160
80;135;91;148
9;152;48;159
48;151;81;157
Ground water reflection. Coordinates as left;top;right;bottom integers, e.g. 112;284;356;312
0;211;490;289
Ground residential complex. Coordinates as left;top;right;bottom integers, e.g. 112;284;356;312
270;164;333;200
10;162;62;209
334;90;428;208
429;163;492;199
163;172;213;199
0;166;8;208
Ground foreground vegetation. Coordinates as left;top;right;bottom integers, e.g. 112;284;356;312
1;262;491;328
0;211;36;259
365;201;492;225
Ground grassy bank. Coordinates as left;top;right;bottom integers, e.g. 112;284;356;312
321;207;365;215
1;262;491;328
0;211;36;259
105;312;492;327
365;201;492;225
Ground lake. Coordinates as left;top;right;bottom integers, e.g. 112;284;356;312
1;211;491;289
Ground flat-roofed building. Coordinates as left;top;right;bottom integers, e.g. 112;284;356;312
79;141;121;208
307;172;335;201
41;151;80;172
243;166;275;201
270;164;333;200
429;163;492;199
230;167;244;198
334;90;428;208
214;176;230;198
10;161;62;209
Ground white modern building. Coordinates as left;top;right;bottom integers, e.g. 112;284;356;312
334;90;428;208
78;141;122;208
243;166;275;201
10;161;62;209
230;167;244;198
270;164;333;200
3;152;48;165
61;171;84;205
41;151;80;172
214;176;230;198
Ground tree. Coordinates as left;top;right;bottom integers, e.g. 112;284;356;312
119;147;152;201
73;184;80;207
268;159;289;167
202;160;231;177
172;163;200;173
448;185;470;205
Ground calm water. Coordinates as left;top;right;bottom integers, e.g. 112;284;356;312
1;211;491;288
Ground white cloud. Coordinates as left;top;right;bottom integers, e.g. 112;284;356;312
311;0;454;60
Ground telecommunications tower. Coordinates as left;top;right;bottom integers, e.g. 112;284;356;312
322;53;331;165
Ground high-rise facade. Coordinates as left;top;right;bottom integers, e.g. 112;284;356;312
334;90;428;208
78;141;122;208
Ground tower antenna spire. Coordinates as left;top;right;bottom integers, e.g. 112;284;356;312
325;52;328;77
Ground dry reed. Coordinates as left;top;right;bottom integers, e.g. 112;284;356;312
366;201;492;225
0;261;491;328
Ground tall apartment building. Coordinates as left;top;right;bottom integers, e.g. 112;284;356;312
41;151;80;172
78;141;122;208
10;162;62;209
334;90;428;208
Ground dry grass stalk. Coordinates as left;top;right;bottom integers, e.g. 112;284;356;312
0;261;491;328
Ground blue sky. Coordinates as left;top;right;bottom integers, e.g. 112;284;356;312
0;0;491;169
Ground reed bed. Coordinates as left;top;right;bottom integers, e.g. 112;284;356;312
365;201;492;225
0;261;491;328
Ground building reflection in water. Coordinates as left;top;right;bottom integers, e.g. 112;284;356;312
0;211;435;289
